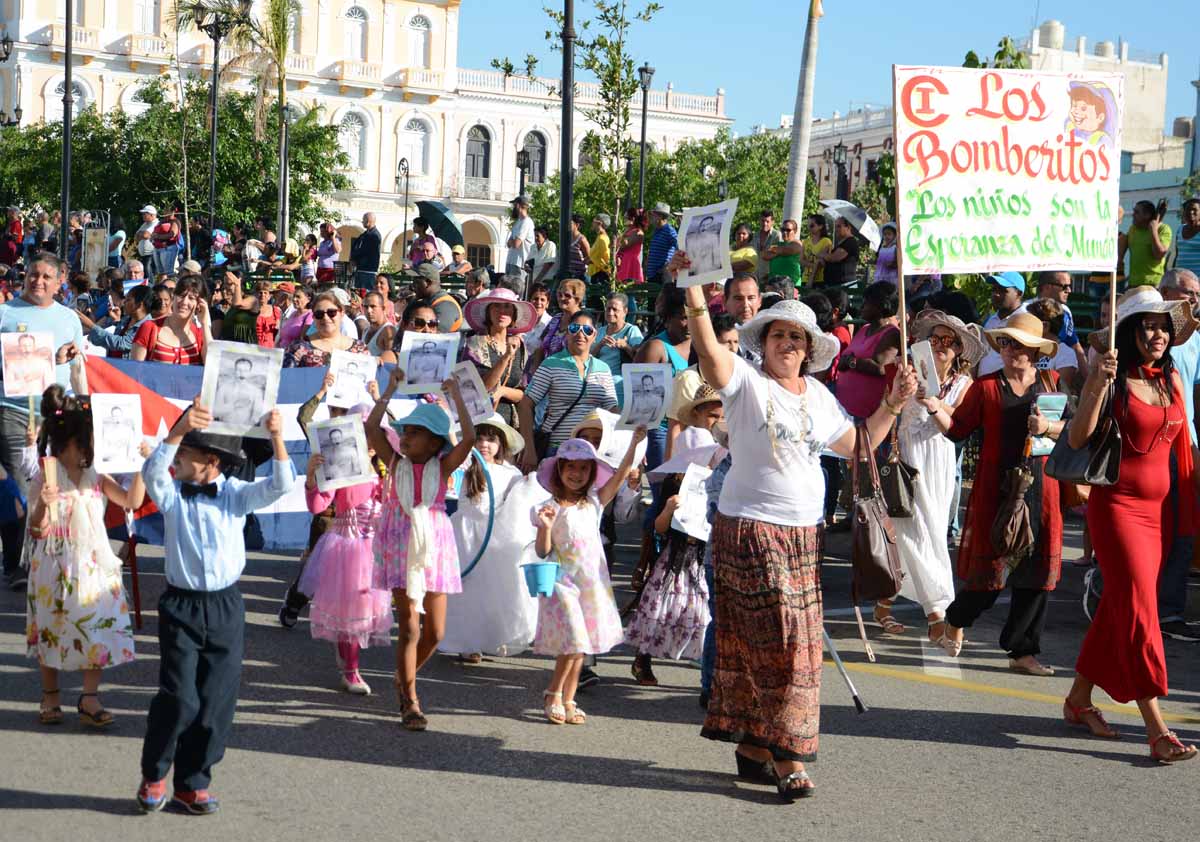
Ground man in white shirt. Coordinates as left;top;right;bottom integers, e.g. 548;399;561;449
135;205;158;262
505;195;535;279
530;226;557;284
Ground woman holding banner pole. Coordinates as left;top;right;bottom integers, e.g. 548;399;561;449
669;251;917;802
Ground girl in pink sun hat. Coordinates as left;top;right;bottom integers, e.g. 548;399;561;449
531;430;646;725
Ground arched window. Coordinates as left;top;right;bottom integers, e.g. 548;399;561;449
465;125;490;180
408;15;432;69
344;6;368;62
339;112;368;170
399;118;431;175
133;0;160;35
49;79;87;122
523;132;547;184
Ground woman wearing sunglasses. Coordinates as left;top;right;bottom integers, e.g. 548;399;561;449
518;309;618;472
528;278;587;370
282;290;369;368
924;311;1064;675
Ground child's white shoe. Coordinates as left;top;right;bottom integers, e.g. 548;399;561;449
341;671;371;695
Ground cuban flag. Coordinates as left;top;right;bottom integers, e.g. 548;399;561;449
85;357;417;551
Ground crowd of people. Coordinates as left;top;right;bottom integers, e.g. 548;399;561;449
4;192;1200;815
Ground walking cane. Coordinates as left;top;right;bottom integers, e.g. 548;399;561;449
824;627;868;714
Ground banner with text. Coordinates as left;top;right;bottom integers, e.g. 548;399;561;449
893;65;1123;274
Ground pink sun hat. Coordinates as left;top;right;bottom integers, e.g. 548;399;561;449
536;437;615;493
463;287;539;335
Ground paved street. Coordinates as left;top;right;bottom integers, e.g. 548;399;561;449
1;514;1197;842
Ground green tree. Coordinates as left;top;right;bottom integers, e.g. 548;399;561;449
963;36;1032;70
1181;171;1200;204
0;80;349;232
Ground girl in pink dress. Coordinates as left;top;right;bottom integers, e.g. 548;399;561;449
366;369;475;731
298;412;392;696
531;432;645;726
616;207;647;283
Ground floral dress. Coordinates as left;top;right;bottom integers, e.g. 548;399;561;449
529;491;624;656
25;467;135;671
283;339;369;368
464;333;527;426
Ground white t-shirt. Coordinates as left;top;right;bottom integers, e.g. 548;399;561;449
135;221;157;256
978;302;1075;376
717;354;852;527
506;216;535;270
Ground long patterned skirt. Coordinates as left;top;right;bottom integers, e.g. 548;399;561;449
700;514;823;762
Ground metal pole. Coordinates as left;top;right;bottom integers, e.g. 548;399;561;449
519;166;527;197
400;159;410;260
59;0;74;260
207;32;221;231
557;0;574;283
638;84;649;209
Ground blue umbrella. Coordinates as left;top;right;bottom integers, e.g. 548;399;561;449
415;200;464;248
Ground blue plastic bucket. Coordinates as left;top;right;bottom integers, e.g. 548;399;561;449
520;561;560;597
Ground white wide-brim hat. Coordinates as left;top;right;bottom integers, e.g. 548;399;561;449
475;412;525;455
736;300;840;372
1088;286;1198;351
910;309;987;366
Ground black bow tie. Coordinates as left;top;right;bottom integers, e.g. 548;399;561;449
181;482;219;499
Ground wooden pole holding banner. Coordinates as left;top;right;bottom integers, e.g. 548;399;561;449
1109;270;1117;351
890;66;908;365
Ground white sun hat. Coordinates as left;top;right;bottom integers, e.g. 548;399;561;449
736;300;840;372
1088;286;1198;352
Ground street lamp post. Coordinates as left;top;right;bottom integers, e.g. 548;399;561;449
59;0;74;260
395;157;410;260
516;148;530;197
196;1;246;231
557;0;575;282
637;61;654;209
832;140;848;201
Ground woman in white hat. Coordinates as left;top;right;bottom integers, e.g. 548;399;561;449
671;253;917;801
439;415;541;663
1064;287;1197;762
924;311;1064;674
462;288;538;427
895;310;985;642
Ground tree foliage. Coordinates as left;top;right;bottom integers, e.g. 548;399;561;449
527;129;819;243
963;36;1032;70
0;79;350;230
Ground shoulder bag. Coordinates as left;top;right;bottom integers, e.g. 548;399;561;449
849;424;904;662
533;358;592;459
879;424;918;518
1044;383;1121;486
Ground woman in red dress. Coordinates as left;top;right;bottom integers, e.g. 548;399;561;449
924;312;1064;674
1064;287;1198;763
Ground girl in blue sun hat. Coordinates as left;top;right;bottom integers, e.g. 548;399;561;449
365;366;476;732
531;429;646;725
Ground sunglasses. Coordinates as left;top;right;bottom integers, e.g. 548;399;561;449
928;335;961;350
407;317;437;329
567;323;596;337
996;336;1032;351
312;308;340;320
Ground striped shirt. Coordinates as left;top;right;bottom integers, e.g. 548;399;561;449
1177;227;1200;275
526;351;618;449
644;223;678;281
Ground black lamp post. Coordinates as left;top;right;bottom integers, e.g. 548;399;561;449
516;148;530;197
0;33;13;63
196;0;249;231
59;0;74;259
637;61;654;209
557;0;575;282
832;140;848;201
395;156;410;259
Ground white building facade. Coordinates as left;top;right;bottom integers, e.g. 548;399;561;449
0;0;731;269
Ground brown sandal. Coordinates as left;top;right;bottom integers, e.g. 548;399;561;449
39;689;63;726
77;693;114;729
400;697;428;732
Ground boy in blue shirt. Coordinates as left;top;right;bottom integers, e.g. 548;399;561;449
136;401;295;815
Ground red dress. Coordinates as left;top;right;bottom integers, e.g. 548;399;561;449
947;372;1063;592
132;317;205;365
1077;381;1193;702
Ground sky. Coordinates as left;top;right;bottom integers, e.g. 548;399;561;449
458;0;1200;136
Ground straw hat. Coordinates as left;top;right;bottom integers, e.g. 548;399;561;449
677;383;723;425
910;309;987;366
536;437;614;493
570;408;607;439
463;287;538;335
736;300;841;372
476;412;525;455
984;311;1057;357
1088;286;1198;352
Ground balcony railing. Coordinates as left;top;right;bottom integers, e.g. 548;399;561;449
400;67;445;92
327;60;383;88
48;23;100;51
461;177;492;200
119;33;170;63
285;53;314;75
454;68;724;117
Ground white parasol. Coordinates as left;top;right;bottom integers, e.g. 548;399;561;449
820;199;882;251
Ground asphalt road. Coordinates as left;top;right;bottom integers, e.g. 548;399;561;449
1;513;1197;842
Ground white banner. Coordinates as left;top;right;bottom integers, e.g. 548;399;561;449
893;65;1123;274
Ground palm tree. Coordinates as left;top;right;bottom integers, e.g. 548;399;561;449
177;0;300;239
782;0;822;223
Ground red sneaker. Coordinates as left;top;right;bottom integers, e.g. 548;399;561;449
136;778;168;813
171;789;220;815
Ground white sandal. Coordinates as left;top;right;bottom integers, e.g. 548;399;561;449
564;701;587;725
543;690;566;725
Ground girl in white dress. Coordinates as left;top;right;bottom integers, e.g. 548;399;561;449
892;311;984;644
440;415;541;660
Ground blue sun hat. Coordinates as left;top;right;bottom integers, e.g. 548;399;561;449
536;437;615;493
389;402;453;453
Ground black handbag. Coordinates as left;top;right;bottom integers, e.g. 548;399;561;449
849;425;904;662
1045;385;1122;486
533;359;592;459
879;426;918;518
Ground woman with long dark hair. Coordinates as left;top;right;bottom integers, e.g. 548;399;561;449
1063;288;1197;762
617;207;647;283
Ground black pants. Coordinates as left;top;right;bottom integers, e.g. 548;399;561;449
141;585;244;791
945;587;1048;659
1;519;22;576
